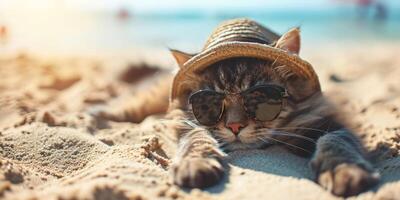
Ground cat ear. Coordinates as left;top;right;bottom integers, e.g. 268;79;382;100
275;27;301;55
169;49;194;68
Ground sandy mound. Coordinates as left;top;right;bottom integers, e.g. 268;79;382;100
1;44;400;200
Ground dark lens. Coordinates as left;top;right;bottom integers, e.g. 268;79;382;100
244;86;284;121
189;91;224;126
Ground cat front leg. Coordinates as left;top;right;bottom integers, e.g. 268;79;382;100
172;127;226;188
310;129;379;197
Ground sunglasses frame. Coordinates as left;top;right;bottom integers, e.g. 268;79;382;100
188;84;289;126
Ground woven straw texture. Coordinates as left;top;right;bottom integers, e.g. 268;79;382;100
170;18;321;102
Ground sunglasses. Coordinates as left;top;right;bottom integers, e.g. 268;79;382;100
188;84;289;126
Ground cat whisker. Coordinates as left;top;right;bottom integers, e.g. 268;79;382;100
257;136;312;154
219;142;231;149
182;120;200;128
157;119;199;128
213;137;226;143
273;126;328;134
253;131;316;144
254;126;328;135
211;134;229;143
253;132;316;144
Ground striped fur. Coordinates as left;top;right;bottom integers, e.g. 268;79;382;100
169;57;379;196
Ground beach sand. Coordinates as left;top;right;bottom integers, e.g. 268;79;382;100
1;43;400;200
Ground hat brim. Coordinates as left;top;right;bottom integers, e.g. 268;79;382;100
171;41;320;101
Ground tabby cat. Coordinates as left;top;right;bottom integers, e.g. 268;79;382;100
166;27;380;197
100;19;379;197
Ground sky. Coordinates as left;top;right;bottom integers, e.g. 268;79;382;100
1;0;399;14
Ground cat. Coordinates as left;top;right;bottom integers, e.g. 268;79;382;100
167;27;379;197
97;21;379;197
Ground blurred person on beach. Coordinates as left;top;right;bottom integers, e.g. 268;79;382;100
356;0;387;20
0;25;8;45
117;7;131;21
334;0;388;20
374;1;387;20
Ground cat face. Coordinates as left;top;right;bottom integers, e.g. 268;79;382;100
188;58;296;151
171;28;325;153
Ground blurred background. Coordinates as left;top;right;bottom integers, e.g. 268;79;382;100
0;0;399;56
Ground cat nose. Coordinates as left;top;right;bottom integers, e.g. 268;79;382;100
226;122;244;135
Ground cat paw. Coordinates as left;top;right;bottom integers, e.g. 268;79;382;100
317;163;379;197
172;157;224;188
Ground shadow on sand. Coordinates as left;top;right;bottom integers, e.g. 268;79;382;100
204;147;313;194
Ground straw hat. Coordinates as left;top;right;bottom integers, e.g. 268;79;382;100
170;18;321;105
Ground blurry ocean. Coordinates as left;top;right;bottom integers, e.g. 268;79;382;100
0;1;399;55
131;7;400;50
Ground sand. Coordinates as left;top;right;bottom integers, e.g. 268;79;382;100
1;42;400;200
